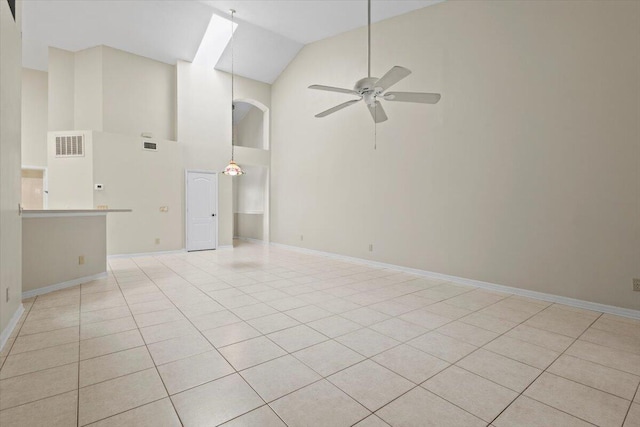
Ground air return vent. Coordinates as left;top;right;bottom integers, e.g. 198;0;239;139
55;135;85;157
142;141;158;151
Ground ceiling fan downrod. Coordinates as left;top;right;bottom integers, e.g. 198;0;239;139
307;0;442;123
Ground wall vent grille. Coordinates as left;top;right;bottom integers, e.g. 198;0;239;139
143;141;158;151
55;135;85;157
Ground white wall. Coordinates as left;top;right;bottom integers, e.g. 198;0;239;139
92;132;184;254
177;61;272;247
102;46;176;141
235;214;263;241
271;1;640;310
48;47;74;131
234;164;267;214
21;68;48;167
1;0;23;342
26;48;270;254
236;106;264;149
177;61;230;171
176;61;233;246
22;215;106;292
47;131;94;209
74;46;103;131
46;45;175;140
44;130;184;255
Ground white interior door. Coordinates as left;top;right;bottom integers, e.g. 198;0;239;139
186;171;218;251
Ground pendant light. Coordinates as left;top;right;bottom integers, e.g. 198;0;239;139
223;9;244;176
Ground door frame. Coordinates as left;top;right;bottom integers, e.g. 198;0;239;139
21;165;48;209
185;170;218;251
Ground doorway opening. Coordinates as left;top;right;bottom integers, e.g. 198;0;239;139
185;170;218;251
21;166;48;210
233;165;268;242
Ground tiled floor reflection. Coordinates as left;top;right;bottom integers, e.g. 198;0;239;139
1;241;638;426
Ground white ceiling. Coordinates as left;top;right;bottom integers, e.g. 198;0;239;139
22;1;214;70
214;21;304;84
202;1;443;44
22;0;443;84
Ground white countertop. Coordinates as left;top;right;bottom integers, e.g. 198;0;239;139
22;209;132;218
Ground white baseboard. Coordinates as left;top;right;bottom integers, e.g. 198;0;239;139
235;237;266;245
185;246;233;251
109;247;239;258
0;304;25;352
22;272;108;299
108;249;187;259
270;242;640;320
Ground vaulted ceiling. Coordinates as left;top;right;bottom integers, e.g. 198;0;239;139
22;0;443;84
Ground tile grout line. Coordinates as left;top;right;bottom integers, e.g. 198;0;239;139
362;296;601;423
108;261;186;427
130;256;291;427
0;389;79;415
486;309;605;426
127;253;573;426
0;298;35;368
6;327;81;356
424;301;640;385
356;293;553;425
4;244;635;426
622;382;640;426
249;281;532;424
76;288;82;427
152;258;301;427
153;254;310;427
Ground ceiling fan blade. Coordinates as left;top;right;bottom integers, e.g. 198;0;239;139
367;101;388;123
309;84;358;95
374;66;411;91
384;91;441;104
315;99;361;118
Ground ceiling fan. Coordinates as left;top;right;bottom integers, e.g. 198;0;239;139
308;0;441;123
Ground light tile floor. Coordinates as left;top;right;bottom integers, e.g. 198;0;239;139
1;241;639;426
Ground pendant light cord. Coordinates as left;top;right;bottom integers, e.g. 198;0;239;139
367;0;371;78
230;9;236;161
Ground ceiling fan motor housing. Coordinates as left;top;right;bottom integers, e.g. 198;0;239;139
355;77;384;105
308;0;440;122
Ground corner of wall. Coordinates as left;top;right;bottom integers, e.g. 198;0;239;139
0;0;23;339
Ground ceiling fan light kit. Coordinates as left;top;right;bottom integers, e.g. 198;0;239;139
309;0;441;123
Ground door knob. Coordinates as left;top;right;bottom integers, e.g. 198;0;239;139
212;214;216;217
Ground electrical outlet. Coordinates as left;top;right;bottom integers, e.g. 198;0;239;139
634;278;640;292
300;235;304;241
369;244;373;252
78;255;85;265
5;288;9;302
155;238;160;245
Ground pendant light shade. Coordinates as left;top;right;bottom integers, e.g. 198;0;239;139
222;9;244;176
223;160;244;176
